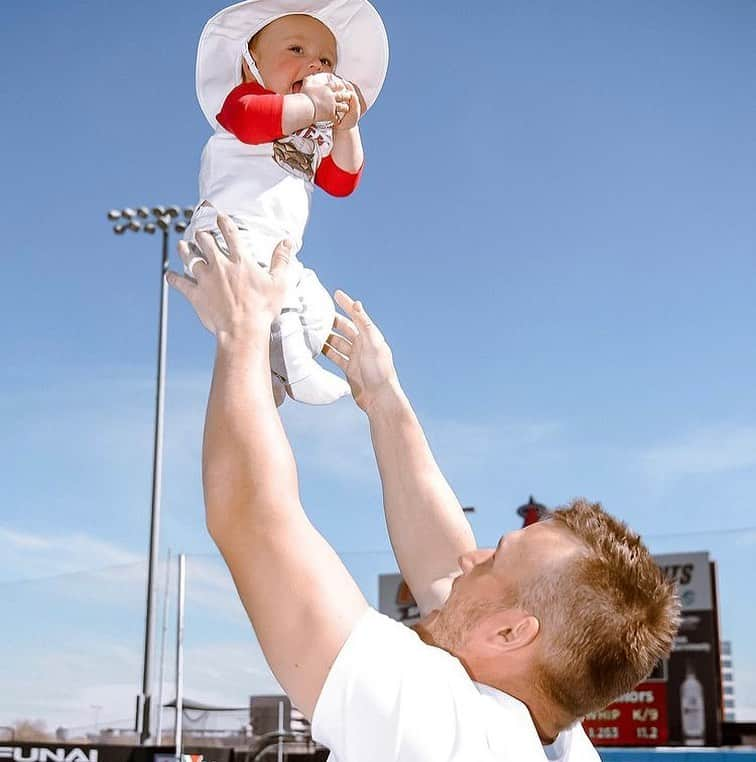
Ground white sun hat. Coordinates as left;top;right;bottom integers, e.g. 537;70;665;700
196;0;389;128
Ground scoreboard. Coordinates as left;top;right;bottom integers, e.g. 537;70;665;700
583;682;669;746
583;551;722;747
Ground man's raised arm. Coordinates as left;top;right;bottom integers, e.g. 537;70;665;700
168;218;367;719
324;293;477;615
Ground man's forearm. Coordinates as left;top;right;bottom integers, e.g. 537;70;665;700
367;382;476;614
203;333;368;717
203;335;300;537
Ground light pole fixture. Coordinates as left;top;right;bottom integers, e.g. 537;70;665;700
107;205;194;746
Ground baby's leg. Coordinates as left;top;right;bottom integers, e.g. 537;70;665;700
198;223;347;405
268;257;349;404
191;225;289;407
296;267;339;357
270;309;349;404
270;266;349;404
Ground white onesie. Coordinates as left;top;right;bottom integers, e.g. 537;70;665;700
186;78;350;405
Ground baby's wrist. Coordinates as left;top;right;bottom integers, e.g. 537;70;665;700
282;93;318;134
298;92;317;122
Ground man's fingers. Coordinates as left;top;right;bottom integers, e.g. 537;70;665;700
177;240;192;265
178;241;209;280
322;342;348;371
333;312;358;341
326;332;352;356
353;301;373;328
334;289;356;314
336;289;374;330
178;240;200;268
269;239;293;282
166;270;198;301
216;214;242;263
334;290;369;331
194;230;223;266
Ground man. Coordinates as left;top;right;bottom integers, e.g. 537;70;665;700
168;218;680;762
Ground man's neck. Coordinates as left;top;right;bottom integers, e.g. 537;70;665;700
512;689;572;745
412;623;574;744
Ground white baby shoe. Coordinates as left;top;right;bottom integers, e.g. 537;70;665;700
271;309;350;405
269;264;350;405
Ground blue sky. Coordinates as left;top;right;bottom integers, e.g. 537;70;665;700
1;0;755;733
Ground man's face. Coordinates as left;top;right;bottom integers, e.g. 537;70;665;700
249;15;337;94
422;521;582;653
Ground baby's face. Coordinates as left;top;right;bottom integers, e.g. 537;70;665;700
247;14;337;94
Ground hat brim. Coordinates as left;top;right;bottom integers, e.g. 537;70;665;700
196;0;389;127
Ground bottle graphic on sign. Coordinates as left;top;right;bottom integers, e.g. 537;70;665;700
681;662;705;745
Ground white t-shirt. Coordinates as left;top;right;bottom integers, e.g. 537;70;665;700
312;608;600;762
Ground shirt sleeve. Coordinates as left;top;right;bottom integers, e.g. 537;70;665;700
311;608;485;761
315;154;363;197
216;82;285;145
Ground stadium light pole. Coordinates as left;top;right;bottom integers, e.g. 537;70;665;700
107;205;194;745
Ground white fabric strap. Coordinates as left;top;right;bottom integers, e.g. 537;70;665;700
242;46;265;87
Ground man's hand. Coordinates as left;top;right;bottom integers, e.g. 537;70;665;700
301;73;350;123
167;216;294;342
323;290;399;413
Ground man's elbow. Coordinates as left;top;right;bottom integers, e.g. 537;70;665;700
201;470;250;544
204;501;228;546
202;483;301;547
203;488;234;547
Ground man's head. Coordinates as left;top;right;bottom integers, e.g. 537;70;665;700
423;499;680;719
242;14;338;93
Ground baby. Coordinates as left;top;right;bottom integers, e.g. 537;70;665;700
186;0;389;405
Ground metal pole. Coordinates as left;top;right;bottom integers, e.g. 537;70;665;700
277;701;284;762
156;548;173;745
138;229;170;745
174;554;186;760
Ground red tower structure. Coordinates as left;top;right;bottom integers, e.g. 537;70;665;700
516;495;550;527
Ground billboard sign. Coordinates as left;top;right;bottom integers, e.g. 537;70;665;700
378;573;420;625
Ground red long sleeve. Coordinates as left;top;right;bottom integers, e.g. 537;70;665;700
217;82;285;145
218;83;363;196
315;154;363;197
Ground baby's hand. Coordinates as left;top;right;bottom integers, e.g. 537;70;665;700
333;81;364;131
301;73;350;124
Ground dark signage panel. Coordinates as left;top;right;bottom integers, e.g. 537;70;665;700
583;552;722;747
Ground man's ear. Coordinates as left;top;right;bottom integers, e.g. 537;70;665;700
487;610;540;653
